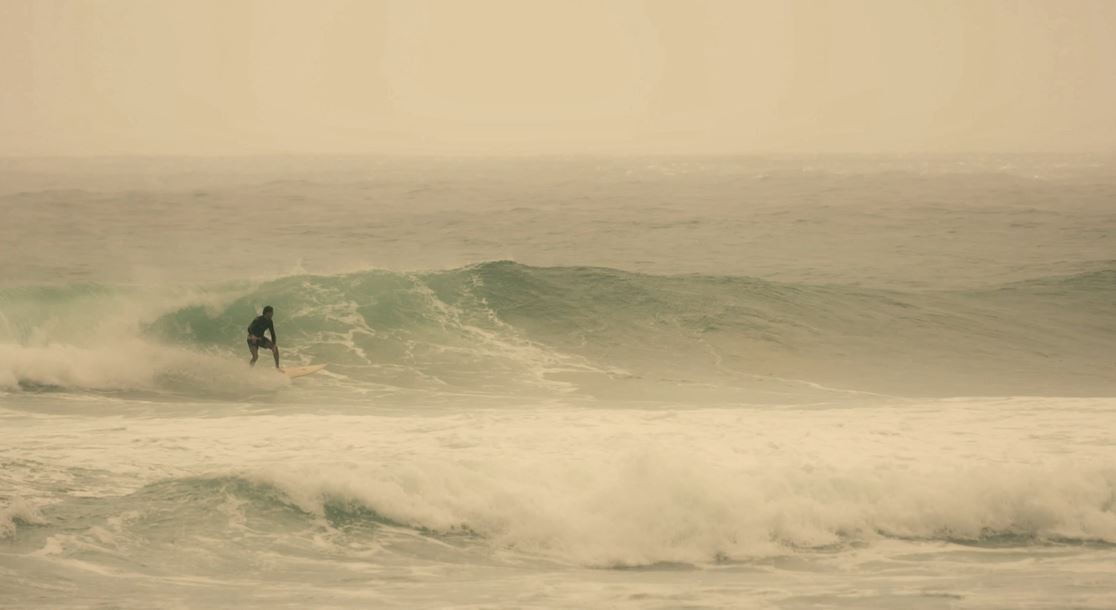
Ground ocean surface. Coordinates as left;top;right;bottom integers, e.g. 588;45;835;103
1;155;1115;609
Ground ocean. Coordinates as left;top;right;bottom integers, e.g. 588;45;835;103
1;155;1115;609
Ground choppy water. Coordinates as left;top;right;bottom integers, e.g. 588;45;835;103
1;156;1115;609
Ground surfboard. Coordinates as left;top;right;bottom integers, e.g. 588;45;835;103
279;364;327;379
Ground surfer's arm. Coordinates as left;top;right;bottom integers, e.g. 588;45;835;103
268;320;277;344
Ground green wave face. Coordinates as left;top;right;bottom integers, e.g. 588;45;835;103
135;261;1116;399
2;261;1114;399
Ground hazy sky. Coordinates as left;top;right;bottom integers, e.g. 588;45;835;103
2;0;1115;156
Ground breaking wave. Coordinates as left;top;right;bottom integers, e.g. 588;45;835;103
1;261;1113;398
12;458;1116;568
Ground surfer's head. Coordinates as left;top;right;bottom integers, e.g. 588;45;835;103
263;305;274;318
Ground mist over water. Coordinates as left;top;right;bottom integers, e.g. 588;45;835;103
3;156;1116;609
5;155;1115;287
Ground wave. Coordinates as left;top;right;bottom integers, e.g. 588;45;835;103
0;497;45;538
2;261;1114;398
0;284;292;397
256;458;1116;566
11;459;1116;568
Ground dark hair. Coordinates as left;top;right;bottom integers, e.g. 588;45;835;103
263;305;274;314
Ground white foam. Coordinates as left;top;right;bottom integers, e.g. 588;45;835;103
0;340;287;395
252;450;1116;567
232;399;1116;566
0;497;46;538
5;397;1115;568
0;281;270;394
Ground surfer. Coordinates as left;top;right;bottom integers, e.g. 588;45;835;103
247;305;280;368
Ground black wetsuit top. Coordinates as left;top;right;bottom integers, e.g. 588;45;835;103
247;315;276;343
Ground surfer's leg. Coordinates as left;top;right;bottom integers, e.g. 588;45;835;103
248;341;259;366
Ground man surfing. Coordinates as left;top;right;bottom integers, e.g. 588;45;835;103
247;305;280;369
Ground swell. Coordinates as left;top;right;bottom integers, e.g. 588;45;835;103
2;261;1114;397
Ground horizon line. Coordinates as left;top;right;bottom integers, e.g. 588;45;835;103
4;150;1115;161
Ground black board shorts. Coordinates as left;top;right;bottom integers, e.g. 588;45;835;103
248;336;274;349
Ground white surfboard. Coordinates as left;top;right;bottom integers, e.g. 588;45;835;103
279;364;327;379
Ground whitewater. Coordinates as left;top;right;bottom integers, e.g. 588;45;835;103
1;155;1115;609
